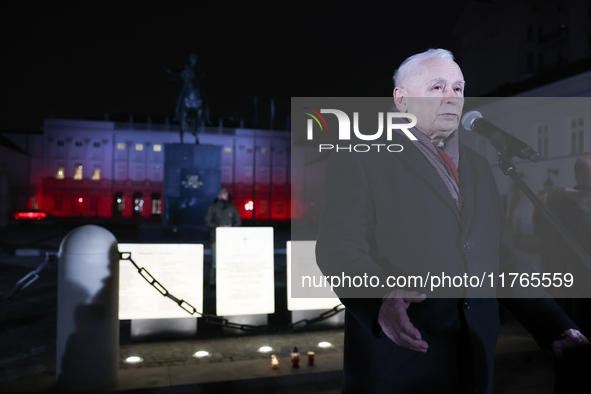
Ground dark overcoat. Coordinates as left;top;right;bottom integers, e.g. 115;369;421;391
316;132;574;394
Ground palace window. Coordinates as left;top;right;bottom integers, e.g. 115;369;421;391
151;193;162;215
571;118;585;154
55;196;63;211
90;197;98;212
56;167;65;180
73;164;83;180
92;169;101;180
537;126;549;158
113;192;125;216
133;192;144;216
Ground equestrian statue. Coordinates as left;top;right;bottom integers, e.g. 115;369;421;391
164;53;210;144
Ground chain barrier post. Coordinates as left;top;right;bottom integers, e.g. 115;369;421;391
56;225;119;392
122;251;345;333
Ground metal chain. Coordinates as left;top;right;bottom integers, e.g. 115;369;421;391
120;251;344;333
1;252;58;304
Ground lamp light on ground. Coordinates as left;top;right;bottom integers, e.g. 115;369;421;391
271;354;279;369
318;342;332;348
258;345;273;353
192;351;210;358
124;356;144;364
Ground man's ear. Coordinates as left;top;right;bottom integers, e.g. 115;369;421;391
393;87;407;112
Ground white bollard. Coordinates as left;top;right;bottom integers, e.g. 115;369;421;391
56;225;119;392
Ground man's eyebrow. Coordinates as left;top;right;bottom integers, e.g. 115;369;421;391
429;78;466;85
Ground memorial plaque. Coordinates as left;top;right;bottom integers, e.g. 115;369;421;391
287;240;341;311
119;243;203;320
216;227;275;316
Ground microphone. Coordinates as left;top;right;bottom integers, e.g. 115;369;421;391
462;111;540;163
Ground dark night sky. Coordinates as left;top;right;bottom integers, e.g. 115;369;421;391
1;1;470;132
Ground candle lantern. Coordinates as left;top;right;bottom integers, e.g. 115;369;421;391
307;351;315;366
291;347;300;368
271;354;279;369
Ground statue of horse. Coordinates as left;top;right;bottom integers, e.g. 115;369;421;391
168;54;210;143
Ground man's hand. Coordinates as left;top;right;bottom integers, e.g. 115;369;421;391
377;290;428;353
552;329;590;357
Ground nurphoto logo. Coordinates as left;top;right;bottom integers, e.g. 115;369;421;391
302;108;418;153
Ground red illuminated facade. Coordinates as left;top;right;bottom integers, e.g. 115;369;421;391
24;119;294;222
37;178;162;218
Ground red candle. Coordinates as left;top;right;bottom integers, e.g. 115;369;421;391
307;351;315;366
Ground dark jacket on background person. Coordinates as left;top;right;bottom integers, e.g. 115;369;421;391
316;131;575;394
542;185;591;334
204;198;241;240
541;186;591;392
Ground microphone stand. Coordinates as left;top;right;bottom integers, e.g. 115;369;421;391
488;132;591;272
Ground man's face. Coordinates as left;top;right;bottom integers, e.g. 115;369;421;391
394;58;465;142
218;192;229;201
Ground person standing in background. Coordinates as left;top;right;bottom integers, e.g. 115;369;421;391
542;153;591;392
204;188;241;285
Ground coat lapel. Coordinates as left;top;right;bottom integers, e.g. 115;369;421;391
458;145;475;233
392;136;461;224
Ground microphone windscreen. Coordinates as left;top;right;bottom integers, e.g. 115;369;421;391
461;111;483;131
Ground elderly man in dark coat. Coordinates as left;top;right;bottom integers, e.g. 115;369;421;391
316;49;588;394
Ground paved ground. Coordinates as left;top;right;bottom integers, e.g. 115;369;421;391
0;222;579;393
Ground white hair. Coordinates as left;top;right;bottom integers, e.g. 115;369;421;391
393;48;456;88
